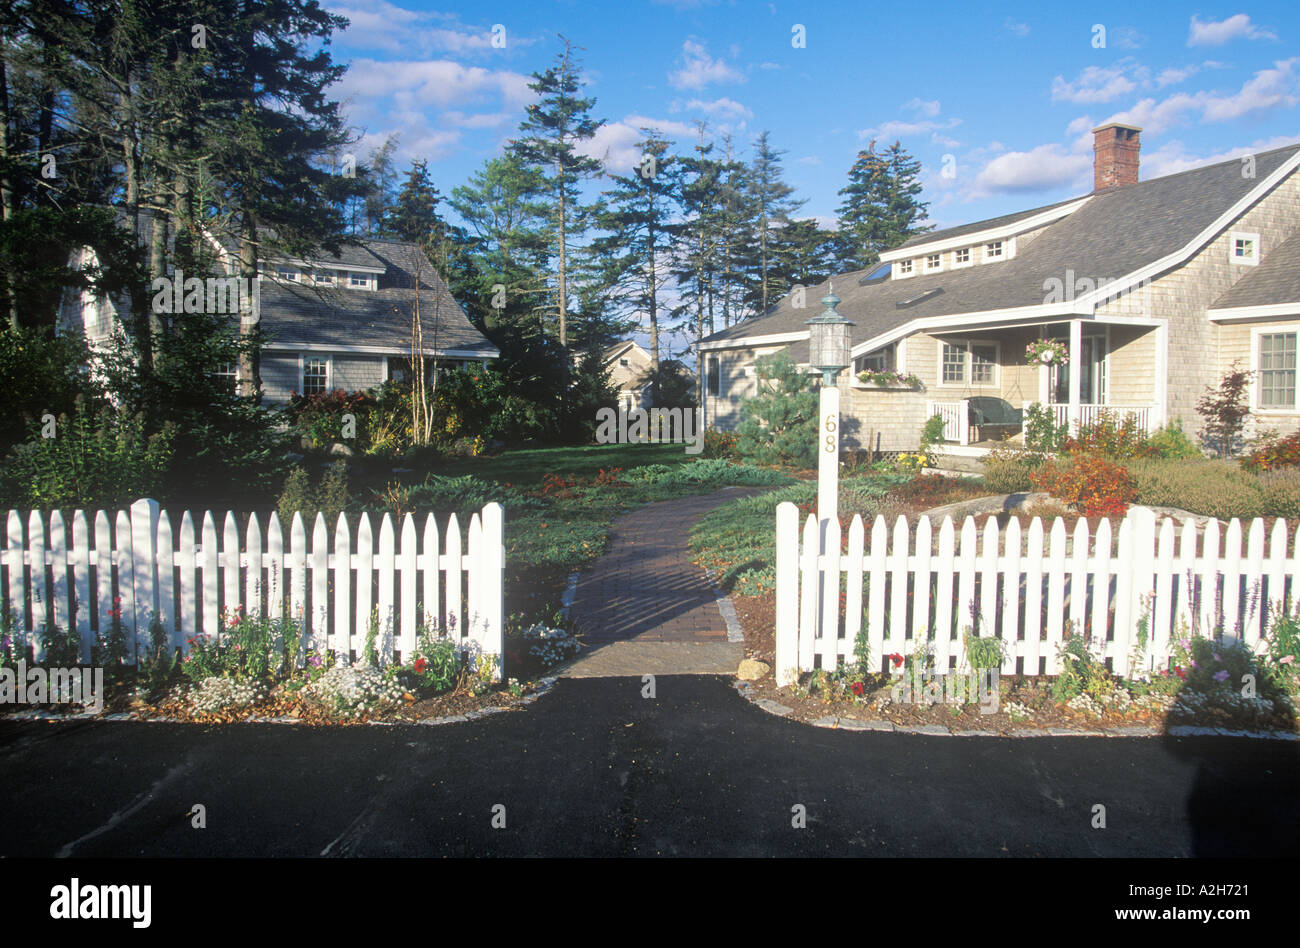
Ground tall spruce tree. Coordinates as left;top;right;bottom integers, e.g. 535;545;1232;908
589;129;682;382
508;35;604;348
742;131;805;318
672;121;722;401
835;139;932;270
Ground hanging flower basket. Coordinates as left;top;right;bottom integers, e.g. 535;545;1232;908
1025;339;1069;365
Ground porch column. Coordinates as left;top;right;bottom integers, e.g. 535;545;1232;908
1068;319;1083;434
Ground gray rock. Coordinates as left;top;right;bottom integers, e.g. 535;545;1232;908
329;442;354;457
736;658;771;681
754;698;792;716
811;716;840;728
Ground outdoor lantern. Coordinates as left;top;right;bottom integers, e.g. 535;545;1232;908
807;284;855;384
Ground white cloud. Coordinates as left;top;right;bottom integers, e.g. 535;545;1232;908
903;97;941;117
972;144;1092;196
1051;65;1137;104
1140;134;1300;178
1004;18;1030;38
1155;65;1199;87
1113;26;1144;50
680;97;754;120
759;61;782;70
340;59;534;110
579;115;697;174
1201;57;1300;121
861;117;961;141
328;1;537;56
1097;92;1204;137
668;39;745;90
1188;14;1277;47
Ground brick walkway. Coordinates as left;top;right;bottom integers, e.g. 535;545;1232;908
562;488;763;677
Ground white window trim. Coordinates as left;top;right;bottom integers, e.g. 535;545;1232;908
348;271;371;288
982;237;1016;264
299;353;333;396
936;337;1001;388
950;247;973;269
1249;324;1299;413
1231;231;1261;266
924;253;942;273
895;258;916;279
275;266;298;282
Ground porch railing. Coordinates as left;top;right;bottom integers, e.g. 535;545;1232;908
926;400;970;446
1047;403;1154;434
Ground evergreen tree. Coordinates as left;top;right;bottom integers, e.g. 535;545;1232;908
672;121;722;403
589;129;682;381
384;159;446;245
742;131;805;318
835;139;932;270
508;35;604;348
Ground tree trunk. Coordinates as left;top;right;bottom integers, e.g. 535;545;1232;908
238;213;260;399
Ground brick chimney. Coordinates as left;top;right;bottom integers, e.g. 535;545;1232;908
1092;123;1141;191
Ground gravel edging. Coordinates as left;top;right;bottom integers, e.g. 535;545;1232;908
730;680;1300;740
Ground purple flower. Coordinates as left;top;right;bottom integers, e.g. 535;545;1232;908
1213;653;1222;663
1213;670;1230;683
308;654;322;667
1191;660;1199;669
1;635;10;651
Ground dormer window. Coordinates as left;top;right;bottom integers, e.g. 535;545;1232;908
349;272;369;288
276;265;297;281
898;259;914;275
953;247;971;267
984;241;1004;261
1232;232;1259;266
313;270;335;284
925;253;941;272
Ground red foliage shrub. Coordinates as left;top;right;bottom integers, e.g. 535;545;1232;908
1242;430;1300;472
1030;454;1137;518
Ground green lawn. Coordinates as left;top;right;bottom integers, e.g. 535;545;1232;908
432;442;691;485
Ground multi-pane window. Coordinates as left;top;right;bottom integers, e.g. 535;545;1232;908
302;357;328;396
276;266;297;281
954;247;971;265
925;253;941;271
349;272;369;287
313;270;334;284
985;241;1004;260
1259;333;1296;409
898;259;913;275
971;344;997;383
942;342;967;382
214;361;238;393
856;344;897;374
707;357;720;396
1233;234;1258;264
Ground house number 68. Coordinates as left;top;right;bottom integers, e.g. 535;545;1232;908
824;413;837;452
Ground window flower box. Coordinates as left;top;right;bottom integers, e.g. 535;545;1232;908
855;369;922;390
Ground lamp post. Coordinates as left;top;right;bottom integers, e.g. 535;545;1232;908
807;284;855;532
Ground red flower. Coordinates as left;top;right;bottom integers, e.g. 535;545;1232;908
414;658;427;673
890;653;905;668
851;681;865;696
1175;667;1186;680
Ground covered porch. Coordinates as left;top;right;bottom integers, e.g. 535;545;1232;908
919;317;1167;447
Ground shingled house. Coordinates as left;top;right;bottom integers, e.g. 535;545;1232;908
699;125;1300;455
59;229;498;403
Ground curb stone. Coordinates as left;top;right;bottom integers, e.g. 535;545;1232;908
811;716;839;728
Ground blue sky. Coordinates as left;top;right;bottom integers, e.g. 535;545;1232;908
326;0;1300;233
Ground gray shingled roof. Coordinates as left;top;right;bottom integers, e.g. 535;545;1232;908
892;196;1082;251
258;240;497;355
1211;230;1300;310
704;142;1300;353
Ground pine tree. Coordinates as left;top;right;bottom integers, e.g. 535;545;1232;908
672;121;722;403
508;35;604;348
385;159;446;245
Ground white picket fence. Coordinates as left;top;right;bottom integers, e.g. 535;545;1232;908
2;498;504;677
774;503;1295;686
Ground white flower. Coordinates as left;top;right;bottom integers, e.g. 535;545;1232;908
1040;351;1053;363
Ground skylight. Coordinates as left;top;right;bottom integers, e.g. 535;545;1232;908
859;261;891;284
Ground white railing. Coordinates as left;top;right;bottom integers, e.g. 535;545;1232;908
2;498;504;676
926;399;970;446
774;504;1290;687
1047;403;1154;434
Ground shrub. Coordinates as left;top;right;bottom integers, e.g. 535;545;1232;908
1242;429;1300;472
1144;418;1202;460
980;447;1048;494
277;461;349;526
700;428;738;459
405;474;504;517
1126;458;1266;520
0;399;175;510
1258;468;1300;518
286;389;377;451
735;351;818;468
1064;410;1149;459
1023;403;1068;452
1031;454;1137;517
920;414;947;448
963;632;1006;670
